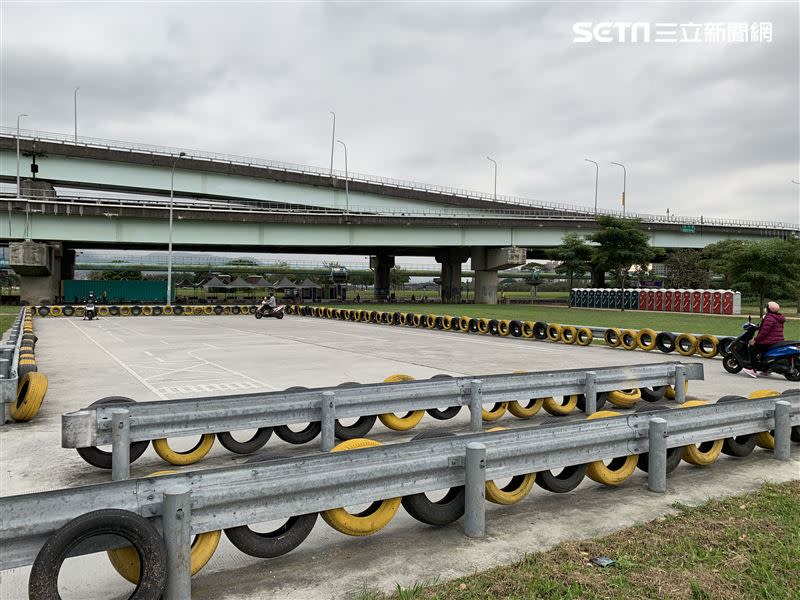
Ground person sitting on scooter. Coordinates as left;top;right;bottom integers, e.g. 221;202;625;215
744;301;785;377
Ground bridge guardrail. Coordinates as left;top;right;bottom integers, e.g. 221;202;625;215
61;362;703;479
1;307;26;423
3;393;798;598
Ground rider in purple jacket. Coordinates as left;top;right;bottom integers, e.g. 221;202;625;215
744;301;785;377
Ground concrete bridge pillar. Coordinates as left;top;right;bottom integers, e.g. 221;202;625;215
370;255;395;301
471;247;527;305
436;250;469;304
9;241;65;305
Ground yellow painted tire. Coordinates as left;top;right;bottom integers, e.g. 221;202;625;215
183;306;194;316
543;395;578;416
585;411;638;485
576;327;593;346
321;439;401;536
485;473;535;505
411;314;422;327
11;372;48;422
163;306;174;316
607;388;641;409
120;306;131;316
427;314;438;329
664;380;689;400
477;319;490;334
679;401;723;465
481;402;508;421
142;306;153;316
749;390;781;448
697;335;719;359
620;329;639;351
458;316;470;331
50;306;63;317
152;434;216;465
520;321;535;338
675;333;698;356
637;328;658;351
378;374;424;430
603;328;622;348
508;397;543;419
560;325;578;344
204;306;214;315
98;306;110;317
222;306;231;315
108;470;221;582
545;323;562;342
497;320;510;336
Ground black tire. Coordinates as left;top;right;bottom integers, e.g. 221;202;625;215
576;392;608;412
22;333;37;345
131;306;142;316
75;397;150;469
276;312;284;319
255;312;263;319
333;382;377;439
109;306;120;316
231;306;241;315
29;509;167;600
718;337;735;355
532;321;547;340
401;431;465;525
535;464;587;493
784;370;800;382
722;353;742;374
640;386;667;402
488;320;499;335
425;374;462;420
173;305;184;315
152;306;163;316
468;318;479;333
217;428;273;454
509;320;522;337
38;306;50;316
18;363;38;377
405;312;415;327
274;387;321;444
655;332;676;353
63;306;75;317
634;404;682;473
392;312;402;325
224;513;318;558
716;395;757;457
214;305;223;315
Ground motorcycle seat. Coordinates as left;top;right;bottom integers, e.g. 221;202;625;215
766;340;800;350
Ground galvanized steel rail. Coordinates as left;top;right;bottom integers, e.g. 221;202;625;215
0;307;25;424
3;394;798;576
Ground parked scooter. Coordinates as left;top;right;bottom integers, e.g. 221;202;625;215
722;317;800;381
83;294;97;321
254;303;285;320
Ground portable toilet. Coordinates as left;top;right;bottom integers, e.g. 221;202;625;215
702;290;712;313
691;290;702;313
664;289;674;312
639;289;647;310
646;289;656;310
681;289;692;312
673;289;685;312
712;290;722;314
654;289;664;311
733;291;742;315
722;290;734;315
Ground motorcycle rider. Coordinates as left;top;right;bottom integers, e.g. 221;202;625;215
259;293;277;315
744;301;785;378
83;292;97;320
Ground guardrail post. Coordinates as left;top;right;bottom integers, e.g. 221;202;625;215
647;417;668;493
321;391;336;452
0;373;7;425
162;485;192;600
673;365;686;404
464;442;486;538
583;371;597;415
773;401;791;461
469;380;483;432
111;409;131;480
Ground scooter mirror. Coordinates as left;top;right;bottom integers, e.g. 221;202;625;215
747;315;752;323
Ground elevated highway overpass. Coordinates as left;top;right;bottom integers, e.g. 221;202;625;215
1;128;797;304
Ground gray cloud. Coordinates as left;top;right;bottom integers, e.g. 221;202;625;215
1;1;797;224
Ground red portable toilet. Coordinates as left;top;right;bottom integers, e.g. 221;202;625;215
639;290;647;310
702;290;712;313
673;289;685;312
722;290;734;315
664;290;673;312
691;290;702;313
654;289;664;312
646;290;656;310
682;290;692;312
712;291;722;314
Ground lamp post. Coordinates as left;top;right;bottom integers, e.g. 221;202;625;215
329;111;336;178
585;158;599;214
486;157;497;200
73;87;80;142
336;140;349;213
166;152;186;306
609;161;627;217
16;113;28;198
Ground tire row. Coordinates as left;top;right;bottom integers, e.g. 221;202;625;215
285;305;734;359
35;389;799;596
76;374;684;470
33;304;262;317
11;308;49;423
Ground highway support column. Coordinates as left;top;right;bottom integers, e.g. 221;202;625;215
470;247;526;305
9;240;66;305
436;250;469;304
370;255;394;302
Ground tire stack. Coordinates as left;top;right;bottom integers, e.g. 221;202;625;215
11;308;49;422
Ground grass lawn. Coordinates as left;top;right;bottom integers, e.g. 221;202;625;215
356;481;800;600
0;305;20;337
335;303;800;338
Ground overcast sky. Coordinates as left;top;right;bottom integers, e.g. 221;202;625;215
2;1;799;224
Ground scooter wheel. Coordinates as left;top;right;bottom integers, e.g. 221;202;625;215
722;353;742;374
255;313;263;319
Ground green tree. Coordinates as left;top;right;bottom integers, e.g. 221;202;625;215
89;269;142;281
588;216;657;311
547;233;593;291
703;238;800;311
664;249;711;288
391;268;410;287
226;258;260;266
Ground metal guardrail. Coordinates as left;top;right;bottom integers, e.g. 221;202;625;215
62;362;703;478
2;393;797;595
0;307;25;424
3;127;798;231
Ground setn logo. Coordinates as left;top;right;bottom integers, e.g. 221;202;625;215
573;22;651;43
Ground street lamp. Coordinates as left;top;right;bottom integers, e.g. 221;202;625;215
16;113;28;198
336;139;349;212
585;158;599;214
609;161;627;217
166;152;186;306
329;111;336;177
74;87;80;142
487;157;497;200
